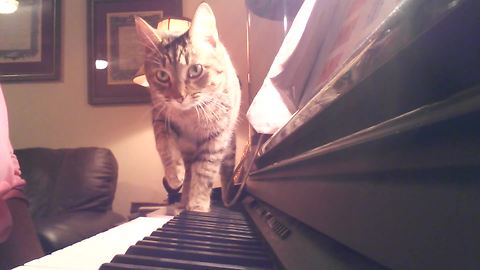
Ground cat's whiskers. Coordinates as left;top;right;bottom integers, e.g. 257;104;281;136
194;106;201;122
208;98;229;113
153;101;172;131
198;102;213;124
166;110;172;132
151;101;166;111
151;103;168;119
205;103;221;121
200;101;212;119
195;96;224;123
197;103;209;124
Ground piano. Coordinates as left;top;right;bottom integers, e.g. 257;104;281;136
13;0;480;269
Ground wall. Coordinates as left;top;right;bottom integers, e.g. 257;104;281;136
2;0;284;217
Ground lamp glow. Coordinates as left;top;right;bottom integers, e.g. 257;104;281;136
95;60;109;70
0;0;18;14
157;17;191;35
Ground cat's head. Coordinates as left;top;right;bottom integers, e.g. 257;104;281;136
135;3;228;111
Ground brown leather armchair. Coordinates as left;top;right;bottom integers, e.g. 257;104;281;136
14;147;126;254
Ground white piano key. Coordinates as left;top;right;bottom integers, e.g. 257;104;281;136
12;267;55;270
14;215;174;270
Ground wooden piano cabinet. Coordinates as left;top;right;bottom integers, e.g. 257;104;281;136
246;1;480;269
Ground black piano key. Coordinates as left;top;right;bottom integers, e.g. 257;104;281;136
166;222;252;234
182;210;247;221
100;261;177;270
174;214;251;226
151;230;263;246
125;245;273;268
170;212;248;221
109;254;273;270
163;225;254;238
160;227;258;241
143;236;267;252
165;220;254;234
136;239;269;257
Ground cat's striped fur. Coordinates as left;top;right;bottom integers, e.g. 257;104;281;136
135;3;241;212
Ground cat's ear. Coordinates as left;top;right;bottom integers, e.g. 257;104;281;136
135;16;161;50
189;3;219;48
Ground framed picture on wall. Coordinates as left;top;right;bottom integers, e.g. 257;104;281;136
0;0;61;82
87;0;182;105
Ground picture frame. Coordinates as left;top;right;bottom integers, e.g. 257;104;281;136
87;0;182;105
0;0;61;82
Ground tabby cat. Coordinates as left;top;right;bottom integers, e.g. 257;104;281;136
135;3;241;212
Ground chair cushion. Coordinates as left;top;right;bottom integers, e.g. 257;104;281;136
34;210;125;253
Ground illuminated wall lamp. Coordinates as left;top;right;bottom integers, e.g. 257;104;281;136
0;0;19;14
95;59;109;70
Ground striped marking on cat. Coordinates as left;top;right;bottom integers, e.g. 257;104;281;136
152;118;182;137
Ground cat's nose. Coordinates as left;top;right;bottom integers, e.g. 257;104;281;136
176;96;185;103
174;89;186;103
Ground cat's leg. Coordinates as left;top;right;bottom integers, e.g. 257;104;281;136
187;134;233;212
153;122;185;192
220;136;236;203
188;162;214;212
158;137;190;211
160;136;185;190
180;163;192;208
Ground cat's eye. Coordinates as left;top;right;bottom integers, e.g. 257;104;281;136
187;64;203;79
155;70;170;83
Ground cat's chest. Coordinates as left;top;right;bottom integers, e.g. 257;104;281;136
170;106;228;137
174;116;210;140
173;119;209;157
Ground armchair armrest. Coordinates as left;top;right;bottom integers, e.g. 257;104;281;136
34;211;125;254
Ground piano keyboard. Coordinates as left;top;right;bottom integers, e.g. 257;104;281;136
100;206;275;270
12;215;175;270
13;206;275;270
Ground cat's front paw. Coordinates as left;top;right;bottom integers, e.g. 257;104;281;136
161;202;185;216
164;173;183;190
186;203;210;212
162;177;182;193
172;202;186;210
